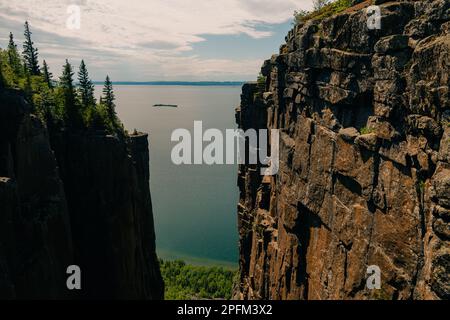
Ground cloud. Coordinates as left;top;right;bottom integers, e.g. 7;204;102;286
0;0;314;80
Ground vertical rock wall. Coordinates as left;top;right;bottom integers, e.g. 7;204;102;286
52;132;163;299
236;0;449;300
0;88;163;299
0;89;73;298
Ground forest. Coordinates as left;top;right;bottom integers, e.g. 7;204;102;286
0;21;123;136
160;260;237;300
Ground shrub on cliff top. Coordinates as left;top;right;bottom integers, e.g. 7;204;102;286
257;73;267;92
294;0;354;25
314;0;331;11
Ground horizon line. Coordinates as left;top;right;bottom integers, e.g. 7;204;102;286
92;81;246;86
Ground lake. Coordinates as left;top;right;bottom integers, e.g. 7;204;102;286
95;85;241;267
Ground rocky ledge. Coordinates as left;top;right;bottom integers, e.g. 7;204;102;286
235;0;449;300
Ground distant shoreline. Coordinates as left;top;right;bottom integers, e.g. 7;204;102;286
157;249;238;270
93;81;245;86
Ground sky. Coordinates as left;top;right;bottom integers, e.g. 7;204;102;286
0;0;314;81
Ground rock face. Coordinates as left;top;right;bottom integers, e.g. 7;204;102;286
0;88;163;299
235;0;449;300
0;89;73;299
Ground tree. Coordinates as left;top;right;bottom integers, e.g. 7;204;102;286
23;21;40;75
77;60;95;110
102;75;116;121
293;10;309;25
38;85;56;131
0;60;4;89
7;32;22;74
60;59;81;128
24;69;33;101
313;0;330;10
42;60;53;89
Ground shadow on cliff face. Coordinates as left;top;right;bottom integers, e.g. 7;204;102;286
0;88;164;299
0;88;73;299
293;202;330;300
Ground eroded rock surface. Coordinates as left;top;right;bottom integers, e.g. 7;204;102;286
235;0;450;300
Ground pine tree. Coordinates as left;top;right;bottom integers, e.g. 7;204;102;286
102;75;116;121
60;60;81;128
8;32;17;64
23;21;40;75
39;87;56;131
7;32;22;74
42;60;53;89
77;60;96;110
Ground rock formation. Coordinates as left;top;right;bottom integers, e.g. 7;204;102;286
235;0;449;300
0;88;163;299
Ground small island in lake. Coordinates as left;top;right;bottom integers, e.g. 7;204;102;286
153;104;178;108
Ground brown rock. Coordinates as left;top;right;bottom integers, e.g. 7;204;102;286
235;0;449;301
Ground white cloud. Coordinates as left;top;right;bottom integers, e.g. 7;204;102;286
0;0;314;80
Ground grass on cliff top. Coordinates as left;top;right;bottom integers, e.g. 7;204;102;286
294;0;358;25
160;260;238;300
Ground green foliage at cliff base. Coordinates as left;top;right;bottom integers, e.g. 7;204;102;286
160;260;237;300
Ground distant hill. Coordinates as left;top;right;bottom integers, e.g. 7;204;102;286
92;81;245;86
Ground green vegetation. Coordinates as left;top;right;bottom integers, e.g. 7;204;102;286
78;60;96;112
42;60;53;89
254;72;267;100
359;126;374;135
160;260;237;300
0;22;123;135
257;73;266;92
23;21;40;75
102;75;116;121
294;0;354;25
418;179;426;193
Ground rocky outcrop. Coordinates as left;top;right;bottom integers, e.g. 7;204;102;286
0;88;163;299
235;0;449;300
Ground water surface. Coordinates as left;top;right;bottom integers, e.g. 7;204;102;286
96;85;241;266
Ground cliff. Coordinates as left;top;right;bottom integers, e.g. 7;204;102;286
235;0;449;300
0;88;163;299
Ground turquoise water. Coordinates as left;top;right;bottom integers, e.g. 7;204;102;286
96;85;240;266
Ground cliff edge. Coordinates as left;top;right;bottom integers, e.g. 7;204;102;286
0;88;163;299
235;0;449;300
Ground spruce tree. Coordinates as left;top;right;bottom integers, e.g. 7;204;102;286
102;75;116;121
42;60;53;89
7;32;22;74
60;60;81;128
8;32;17;64
23;21;40;75
40;87;56;131
78;60;95;110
